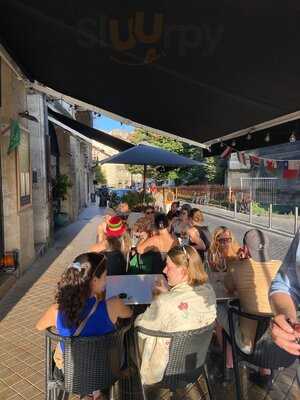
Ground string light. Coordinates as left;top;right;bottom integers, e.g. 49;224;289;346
220;141;224;148
231;140;236;146
265;133;270;143
289;132;296;143
247;133;252;141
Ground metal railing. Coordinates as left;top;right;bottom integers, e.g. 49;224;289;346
174;185;298;237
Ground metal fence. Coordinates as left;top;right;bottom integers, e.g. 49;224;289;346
173;184;298;236
240;177;278;205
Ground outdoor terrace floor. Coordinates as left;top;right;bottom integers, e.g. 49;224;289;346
0;205;299;400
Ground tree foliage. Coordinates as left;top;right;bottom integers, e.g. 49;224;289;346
94;165;107;184
126;129;225;185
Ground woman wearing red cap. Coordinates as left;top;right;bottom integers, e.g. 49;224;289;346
90;216;131;275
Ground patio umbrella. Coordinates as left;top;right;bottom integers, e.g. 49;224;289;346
100;144;203;200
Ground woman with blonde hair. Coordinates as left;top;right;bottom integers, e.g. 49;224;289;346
135;245;216;386
208;226;240;272
90;216;131;275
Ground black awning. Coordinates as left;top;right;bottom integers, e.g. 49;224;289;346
203;119;300;157
2;2;300;146
48;108;133;152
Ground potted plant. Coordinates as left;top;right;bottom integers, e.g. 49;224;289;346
52;174;72;227
122;191;154;211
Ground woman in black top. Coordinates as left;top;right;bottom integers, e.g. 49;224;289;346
188;208;211;261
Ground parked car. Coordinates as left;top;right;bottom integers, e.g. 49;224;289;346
108;188;133;208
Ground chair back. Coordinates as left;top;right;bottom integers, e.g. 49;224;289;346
46;324;130;395
136;323;214;390
127;251;164;274
228;305;296;369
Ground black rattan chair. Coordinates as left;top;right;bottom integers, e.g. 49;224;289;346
45;324;130;400
226;303;297;400
135;323;215;399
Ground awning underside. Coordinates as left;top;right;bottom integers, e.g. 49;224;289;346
2;1;300;151
48;108;133;152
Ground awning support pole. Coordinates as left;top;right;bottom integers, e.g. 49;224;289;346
143;165;147;205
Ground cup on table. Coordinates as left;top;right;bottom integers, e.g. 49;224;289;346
131;233;139;247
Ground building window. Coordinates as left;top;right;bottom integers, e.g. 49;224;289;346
19;131;31;206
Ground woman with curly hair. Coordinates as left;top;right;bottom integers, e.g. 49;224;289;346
36;252;132;400
208;226;240;272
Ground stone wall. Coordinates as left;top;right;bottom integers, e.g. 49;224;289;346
27;92;51;245
0;58;35;271
55;122;92;221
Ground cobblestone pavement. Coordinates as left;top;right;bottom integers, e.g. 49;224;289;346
0;205;299;400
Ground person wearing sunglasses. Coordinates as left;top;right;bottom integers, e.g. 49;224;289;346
208;226;240;272
36;252;132;400
135;245;216;386
132;206;155;235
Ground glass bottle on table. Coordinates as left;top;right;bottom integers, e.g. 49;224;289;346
180;229;189;246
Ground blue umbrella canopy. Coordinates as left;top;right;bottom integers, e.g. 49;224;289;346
100;144;203;166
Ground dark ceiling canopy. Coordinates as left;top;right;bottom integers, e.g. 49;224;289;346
2;1;300;147
204;119;300;157
48;108;133;151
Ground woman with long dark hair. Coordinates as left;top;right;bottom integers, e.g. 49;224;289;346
36;252;132;400
136;213;179;273
188;208;211;261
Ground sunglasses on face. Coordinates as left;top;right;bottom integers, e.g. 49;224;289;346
217;237;232;243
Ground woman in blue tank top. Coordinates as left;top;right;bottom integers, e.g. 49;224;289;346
36;252;132;400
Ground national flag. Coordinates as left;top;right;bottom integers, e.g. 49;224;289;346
237;151;246;165
220;146;233;159
244;154;251;168
250;155;260;167
7;120;21;154
266;159;277;172
283;160;299;179
277;160;286;170
288;160;300;170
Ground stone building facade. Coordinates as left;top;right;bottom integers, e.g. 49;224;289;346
0;56;35;273
50;106;93;222
91;139;142;188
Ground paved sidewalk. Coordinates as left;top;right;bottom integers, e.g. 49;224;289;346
0;205;299;400
0;205;102;400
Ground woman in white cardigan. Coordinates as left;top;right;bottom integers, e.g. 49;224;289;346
135;245;216;385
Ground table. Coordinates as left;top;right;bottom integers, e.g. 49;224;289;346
106;274;166;305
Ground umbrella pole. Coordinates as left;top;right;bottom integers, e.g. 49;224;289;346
143;165;147;204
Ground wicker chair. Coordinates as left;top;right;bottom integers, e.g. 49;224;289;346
226;303;297;400
135;323;215;399
45;324;130;400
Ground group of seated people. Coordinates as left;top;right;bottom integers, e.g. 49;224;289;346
36;200;300;398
